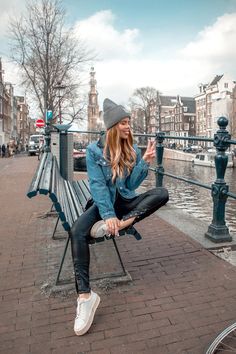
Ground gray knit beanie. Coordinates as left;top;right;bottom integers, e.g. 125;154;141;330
103;98;131;130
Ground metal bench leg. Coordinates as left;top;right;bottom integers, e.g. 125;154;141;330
50;203;55;212
52;216;60;240
112;238;126;275
55;232;71;285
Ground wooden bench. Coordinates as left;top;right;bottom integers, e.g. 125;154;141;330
27;152;141;285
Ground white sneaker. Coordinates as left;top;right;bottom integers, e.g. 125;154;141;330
90;220;108;238
74;291;100;336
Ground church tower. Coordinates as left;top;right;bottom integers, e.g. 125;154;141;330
87;67;100;136
0;58;3;82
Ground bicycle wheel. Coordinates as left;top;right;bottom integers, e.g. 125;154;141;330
206;322;236;353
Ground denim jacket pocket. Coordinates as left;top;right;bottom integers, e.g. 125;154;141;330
96;157;112;181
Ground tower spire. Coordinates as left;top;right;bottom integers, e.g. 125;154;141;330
0;58;3;82
87;67;100;139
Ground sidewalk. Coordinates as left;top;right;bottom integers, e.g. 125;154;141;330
1;155;236;354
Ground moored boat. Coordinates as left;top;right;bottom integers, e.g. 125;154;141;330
192;151;234;168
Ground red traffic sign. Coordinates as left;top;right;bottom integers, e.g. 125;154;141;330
35;118;45;128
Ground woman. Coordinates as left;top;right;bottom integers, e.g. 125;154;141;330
71;98;169;336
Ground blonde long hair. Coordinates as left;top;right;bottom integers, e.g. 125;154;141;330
104;124;136;183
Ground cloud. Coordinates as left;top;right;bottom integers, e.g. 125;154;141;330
73;10;142;60
0;0;26;40
176;12;236;90
2;57;24;91
181;13;236;62
94;57;213;106
74;10;236;105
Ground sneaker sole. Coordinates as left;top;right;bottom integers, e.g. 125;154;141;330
90;221;107;239
74;295;101;336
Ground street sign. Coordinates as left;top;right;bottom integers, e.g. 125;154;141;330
35;118;45;128
46;110;53;121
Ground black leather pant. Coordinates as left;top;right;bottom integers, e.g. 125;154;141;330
70;187;169;294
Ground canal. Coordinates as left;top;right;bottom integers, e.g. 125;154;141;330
143;159;236;233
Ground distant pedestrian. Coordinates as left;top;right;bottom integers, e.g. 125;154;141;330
71;98;169;336
2;144;6;158
6;144;10;157
0;144;1;157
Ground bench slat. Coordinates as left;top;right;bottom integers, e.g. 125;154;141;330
82;179;91;193
79;180;91;201
56;178;67;222
39;153;53;195
67;181;84;218
72;181;88;211
27;153;47;198
49;157;58;202
64;181;78;224
49;163;67;223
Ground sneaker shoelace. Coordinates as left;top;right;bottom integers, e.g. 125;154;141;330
76;299;87;319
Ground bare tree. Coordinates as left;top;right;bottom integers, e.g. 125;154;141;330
129;86;160;134
8;0;93;123
62;89;87;125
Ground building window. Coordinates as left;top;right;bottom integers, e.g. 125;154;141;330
224;83;228;89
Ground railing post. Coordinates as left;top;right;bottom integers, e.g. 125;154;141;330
155;132;165;187
205;116;232;242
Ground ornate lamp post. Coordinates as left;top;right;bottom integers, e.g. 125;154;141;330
54;82;66;124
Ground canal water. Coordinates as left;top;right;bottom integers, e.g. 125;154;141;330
143;159;236;234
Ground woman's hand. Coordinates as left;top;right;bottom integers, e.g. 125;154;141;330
143;140;156;164
105;217;121;236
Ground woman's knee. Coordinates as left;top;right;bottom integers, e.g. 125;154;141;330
160;187;169;203
151;187;169;204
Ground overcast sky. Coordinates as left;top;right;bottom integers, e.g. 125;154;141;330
1;0;236;115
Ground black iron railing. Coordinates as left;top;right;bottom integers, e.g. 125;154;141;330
151;117;236;243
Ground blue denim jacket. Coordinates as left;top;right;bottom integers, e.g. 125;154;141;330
86;136;149;220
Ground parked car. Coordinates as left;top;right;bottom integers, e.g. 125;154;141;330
183;145;202;153
73;149;87;171
183;146;193;153
28;134;44;156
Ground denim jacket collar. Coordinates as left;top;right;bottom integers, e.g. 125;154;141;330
97;132;106;149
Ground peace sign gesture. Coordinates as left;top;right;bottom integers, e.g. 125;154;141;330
142;139;156;164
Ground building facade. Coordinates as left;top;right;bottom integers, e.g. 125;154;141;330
232;85;236;139
16;96;30;148
131;94;196;147
156;95;196;147
0;59;31;148
195;74;236;141
0;59;5;145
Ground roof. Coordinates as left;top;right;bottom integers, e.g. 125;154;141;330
159;95;195;113
210;75;223;86
159;95;177;106
181;97;196;113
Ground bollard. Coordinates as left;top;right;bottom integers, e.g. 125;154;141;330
155;132;165;187
205;117;232;242
44;122;51;152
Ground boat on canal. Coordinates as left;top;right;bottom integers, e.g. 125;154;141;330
192;151;234;168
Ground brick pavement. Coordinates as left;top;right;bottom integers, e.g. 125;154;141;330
0;155;236;354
